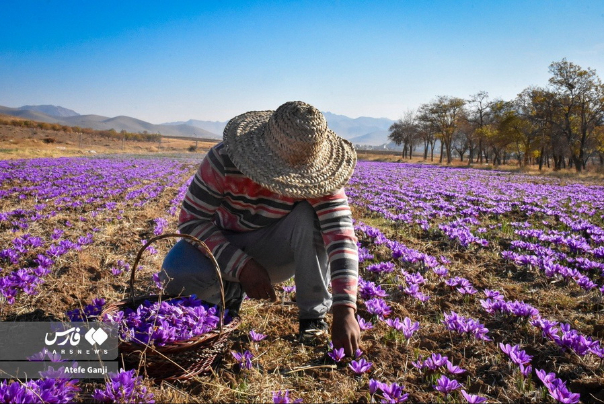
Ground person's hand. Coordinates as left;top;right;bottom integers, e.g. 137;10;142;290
331;305;360;356
238;259;277;301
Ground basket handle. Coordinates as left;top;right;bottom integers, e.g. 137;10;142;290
129;233;226;331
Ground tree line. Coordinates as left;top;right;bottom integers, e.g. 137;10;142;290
389;59;604;172
0;118;162;142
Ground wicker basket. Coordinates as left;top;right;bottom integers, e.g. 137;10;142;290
101;233;240;381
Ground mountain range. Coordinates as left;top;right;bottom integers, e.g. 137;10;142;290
0;105;218;139
0;104;397;146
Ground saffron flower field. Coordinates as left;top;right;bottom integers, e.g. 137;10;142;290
1;156;603;403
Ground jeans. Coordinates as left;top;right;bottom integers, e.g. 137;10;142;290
160;201;331;319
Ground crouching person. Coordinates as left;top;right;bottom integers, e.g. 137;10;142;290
160;101;360;355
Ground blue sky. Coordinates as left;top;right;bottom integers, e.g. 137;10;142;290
1;1;603;123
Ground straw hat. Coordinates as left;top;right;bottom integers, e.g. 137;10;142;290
223;101;357;198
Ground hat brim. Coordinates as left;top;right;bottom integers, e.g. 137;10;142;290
223;110;357;198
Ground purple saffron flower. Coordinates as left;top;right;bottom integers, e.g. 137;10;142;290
536;369;580;404
499;342;515;356
34;254;53;270
510;349;532;366
282;285;296;293
357;315;374;330
153;217;169;236
385;317;404;332
507;300;539;318
414;292;431;302
550;386;580;404
433;375;462;395
272;390;303;403
402;283;420;296
366;261;396;274
519;363;532;377
460;390;487;403
364;298;392;319
443;311;491;341
38;364;74;379
231;350;254;370
432;265;449;276
446;361;466;374
369;379;383;395
92;369;154;403
0;378;80;403
249;330;267;342
99;295;221;345
140;239;158;255
591;345;604;359
428;353;448;368
499;343;532;365
398;317;419;339
536;368;558;389
359;277;388;299
445;277;471;288
111;260;131;276
328;347;346;362
349;358;373;374
33;265;50;277
531;318;560;340
401;284;431;302
67;298;106;321
457;286;478;295
405;272;425;285
152;273;163;290
0;248;20;265
483;289;504;300
411;357;425;370
27;349;49;362
383;384;409;403
369;379;409;403
357;246;374;263
479;298;508;314
576;275;597;290
77;233;94;246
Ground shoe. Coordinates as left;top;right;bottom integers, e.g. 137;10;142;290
298;318;329;342
224;282;245;318
225;298;242;318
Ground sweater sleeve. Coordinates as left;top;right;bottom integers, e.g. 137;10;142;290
177;147;252;281
309;188;359;310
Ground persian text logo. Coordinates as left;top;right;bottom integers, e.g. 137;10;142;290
45;327;108;347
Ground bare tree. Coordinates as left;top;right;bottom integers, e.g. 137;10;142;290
546;59;604;172
414;105;439;160
483;100;518;166
418;96;466;164
453;117;473;163
596;126;604;167
515;87;558;169
388;111;419;160
466;91;492;164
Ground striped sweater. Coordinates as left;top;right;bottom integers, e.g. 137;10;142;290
178;142;359;309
